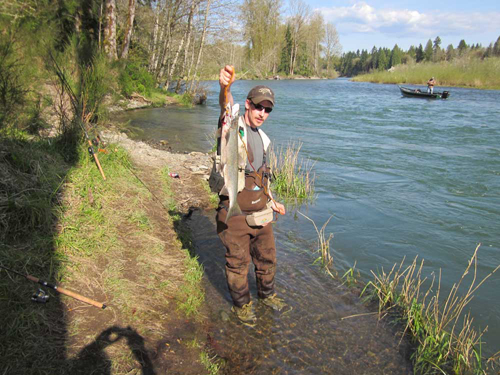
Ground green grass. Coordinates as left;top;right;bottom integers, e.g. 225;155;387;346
361;245;499;374
1;131;211;373
165;91;194;107
352;57;500;89
200;351;225;375
148;89;168;107
268;141;316;202
176;250;205;318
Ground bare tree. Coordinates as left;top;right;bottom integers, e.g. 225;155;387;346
120;0;136;59
307;11;325;75
323;22;341;75
103;0;118;60
241;0;282;75
188;0;211;91
288;0;310;75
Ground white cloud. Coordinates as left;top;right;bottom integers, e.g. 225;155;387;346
317;1;500;39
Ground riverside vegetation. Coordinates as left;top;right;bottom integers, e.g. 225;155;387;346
352;57;500;90
339;35;500;89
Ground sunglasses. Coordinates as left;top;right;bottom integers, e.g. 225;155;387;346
252;102;273;113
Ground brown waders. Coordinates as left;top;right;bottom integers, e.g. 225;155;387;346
216;167;276;308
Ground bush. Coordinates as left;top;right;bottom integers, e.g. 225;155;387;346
118;62;155;98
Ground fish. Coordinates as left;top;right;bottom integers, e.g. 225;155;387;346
221;103;243;223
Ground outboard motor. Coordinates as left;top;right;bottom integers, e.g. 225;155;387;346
442;91;450;99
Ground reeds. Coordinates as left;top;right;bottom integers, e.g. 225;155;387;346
268;141;315;201
362;244;500;374
298;212;335;277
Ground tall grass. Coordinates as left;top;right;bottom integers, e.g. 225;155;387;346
298;212;335;277
362;245;500;374
353;57;500;89
268;141;315;201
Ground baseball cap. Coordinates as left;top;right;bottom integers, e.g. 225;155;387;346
247;85;275;106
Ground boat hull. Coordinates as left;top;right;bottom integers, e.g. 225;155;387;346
399;86;450;99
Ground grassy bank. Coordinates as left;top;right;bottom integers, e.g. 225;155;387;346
299;215;499;374
0;130;217;374
352;57;500;90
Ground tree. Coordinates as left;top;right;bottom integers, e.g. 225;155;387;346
416;44;424;62
120;0;137;59
377;48;388;70
457;39;468;55
241;0;282;74
446;44;455;61
279;24;292;73
287;0;310;75
390;44;402;67
433;36;441;51
433;36;445;61
424;39;433;61
323;21;341;75
494;36;500;56
306;11;325;76
103;0;118;60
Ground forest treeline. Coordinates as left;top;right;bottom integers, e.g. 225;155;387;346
338;35;500;77
1;0;343;134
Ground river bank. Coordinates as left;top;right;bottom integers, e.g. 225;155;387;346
351;57;500;90
1;122;227;373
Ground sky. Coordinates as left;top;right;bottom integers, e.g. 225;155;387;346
307;0;500;53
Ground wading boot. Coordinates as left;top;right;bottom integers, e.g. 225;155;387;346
260;293;288;312
231;301;257;327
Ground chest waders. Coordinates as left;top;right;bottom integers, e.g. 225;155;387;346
216;144;277;308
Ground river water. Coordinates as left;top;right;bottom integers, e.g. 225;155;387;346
117;78;500;371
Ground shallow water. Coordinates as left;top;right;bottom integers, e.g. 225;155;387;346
188;210;412;374
118;79;500;362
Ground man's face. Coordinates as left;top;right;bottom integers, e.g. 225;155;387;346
244;99;273;128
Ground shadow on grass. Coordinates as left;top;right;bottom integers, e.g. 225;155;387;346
68;326;156;375
0;136;157;374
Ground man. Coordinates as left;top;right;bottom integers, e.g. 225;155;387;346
427;77;436;94
216;65;287;326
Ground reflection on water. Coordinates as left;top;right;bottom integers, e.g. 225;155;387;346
189;210;412;374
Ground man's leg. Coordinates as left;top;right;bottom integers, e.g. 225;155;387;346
217;211;252;307
250;224;277;299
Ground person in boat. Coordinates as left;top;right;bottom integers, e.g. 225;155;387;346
214;65;287;326
427;77;436;94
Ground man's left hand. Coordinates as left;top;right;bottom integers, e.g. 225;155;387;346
271;201;286;215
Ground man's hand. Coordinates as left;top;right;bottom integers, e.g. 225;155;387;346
219;65;235;112
271;201;286;215
219;65;235;90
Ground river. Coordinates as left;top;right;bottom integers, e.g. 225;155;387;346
116;78;500;372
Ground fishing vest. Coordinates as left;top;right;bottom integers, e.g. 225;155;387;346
209;116;272;212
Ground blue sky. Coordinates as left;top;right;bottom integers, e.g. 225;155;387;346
307;0;500;53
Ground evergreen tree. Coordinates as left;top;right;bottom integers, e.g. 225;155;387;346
494;36;500;56
360;49;368;71
408;45;416;59
377;48;388;70
390;44;402;67
446;44;456;61
433;36;442;51
370;46;378;70
416;44;424;62
458;39;468;55
424;39;433;61
279;25;292;73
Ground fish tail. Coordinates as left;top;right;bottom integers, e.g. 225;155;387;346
225;204;242;224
